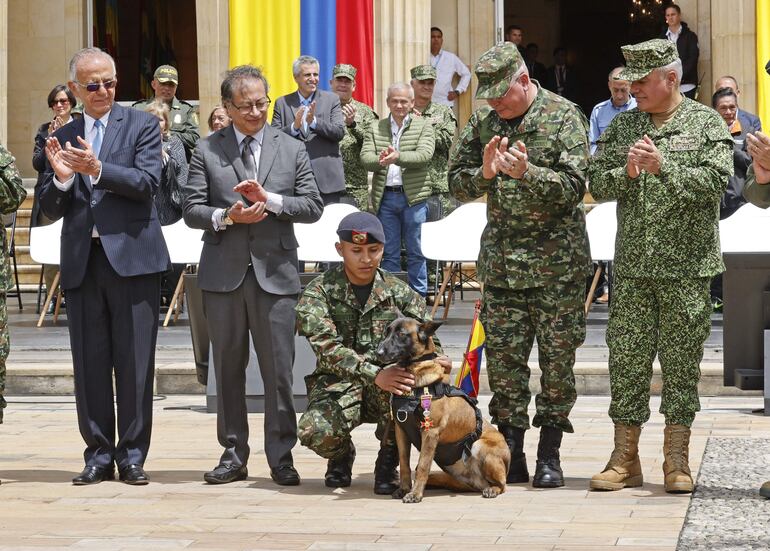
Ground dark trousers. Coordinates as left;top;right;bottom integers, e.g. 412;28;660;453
66;241;161;469
203;269;298;469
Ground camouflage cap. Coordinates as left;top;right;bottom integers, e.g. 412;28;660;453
616;39;679;82
337;212;385;245
474;42;523;99
154;65;179;84
332;64;357;80
410;64;437;81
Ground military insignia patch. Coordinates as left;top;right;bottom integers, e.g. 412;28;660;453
669;135;700;151
174;113;182;124
352;231;367;244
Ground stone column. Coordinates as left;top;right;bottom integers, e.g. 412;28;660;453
373;0;431;116
0;0;7;147
196;0;229;136
711;0;757;114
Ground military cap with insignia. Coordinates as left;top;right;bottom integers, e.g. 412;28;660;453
337;212;386;245
410;64;437;81
154;65;179;84
474;41;524;99
332;64;357;80
616;39;679;82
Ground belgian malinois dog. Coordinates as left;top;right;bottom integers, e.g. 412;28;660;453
376;316;510;503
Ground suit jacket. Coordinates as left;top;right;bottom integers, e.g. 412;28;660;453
32;121;51;228
271;89;345;195
738;109;762;135
544;65;578;103
39;103;171;290
184;123;323;295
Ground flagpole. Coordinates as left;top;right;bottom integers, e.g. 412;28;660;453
457;299;482;386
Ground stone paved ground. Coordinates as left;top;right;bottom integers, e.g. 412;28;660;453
1;395;769;550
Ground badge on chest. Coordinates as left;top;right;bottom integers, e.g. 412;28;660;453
668;135;700;151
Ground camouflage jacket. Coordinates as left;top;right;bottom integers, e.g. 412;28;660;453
743;165;770;209
296;265;440;385
588;97;733;278
448;84;592;289
0;145;26;293
340;99;379;198
416;102;456;195
133;97;200;157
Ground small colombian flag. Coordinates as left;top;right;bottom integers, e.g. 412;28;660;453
455;300;485;398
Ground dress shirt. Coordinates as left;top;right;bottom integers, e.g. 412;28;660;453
665;26;695;93
290;91;318;136
53;111;110;237
430;49;471;107
588;96;637;154
212;125;283;231
385;114;410;188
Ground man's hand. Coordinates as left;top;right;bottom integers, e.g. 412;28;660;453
58;136;102;178
342;103;357;126
482;135;504;179
379;145;399;166
305;101;317;125
228;200;268;224
436;355;452;375
628;135;662;176
496;140;529;179
45;137;74;182
233;179;269;204
748;132;770;184
375;366;415;395
447;90;459;102
293;106;306;131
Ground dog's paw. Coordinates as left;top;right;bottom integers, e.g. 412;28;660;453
402;491;423;503
481;487;501;498
391;487;408;499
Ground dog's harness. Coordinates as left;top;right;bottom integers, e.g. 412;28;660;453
390;354;484;468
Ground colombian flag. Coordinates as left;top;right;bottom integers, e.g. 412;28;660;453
228;0;375;108
455;300;485;398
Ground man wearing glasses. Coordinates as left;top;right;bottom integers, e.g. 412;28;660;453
40;47;171;486
448;42;591;489
184;65;323;486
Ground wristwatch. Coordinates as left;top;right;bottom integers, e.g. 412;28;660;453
221;207;234;226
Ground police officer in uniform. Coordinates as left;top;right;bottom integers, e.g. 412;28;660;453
133;65;199;160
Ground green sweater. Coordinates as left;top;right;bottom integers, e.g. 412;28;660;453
361;115;435;211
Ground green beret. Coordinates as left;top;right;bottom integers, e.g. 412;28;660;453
616;39;680;82
474;42;523;99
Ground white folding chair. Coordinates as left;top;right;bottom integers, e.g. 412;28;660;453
720;202;770;253
161;220;204;326
585;201;617;314
29;218;63;327
295;203;359;264
421;202;487;319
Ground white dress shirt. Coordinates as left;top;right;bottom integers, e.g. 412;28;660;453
430;49;471;107
385;114;410;188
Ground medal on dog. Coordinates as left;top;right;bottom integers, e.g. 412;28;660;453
420;388;434;430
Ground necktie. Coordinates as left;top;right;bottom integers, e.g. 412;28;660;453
241;135;256;179
92;119;104;158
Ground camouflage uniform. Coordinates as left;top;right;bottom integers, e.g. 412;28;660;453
134;96;199;159
448;43;591;433
743;165;770;208
0;145;28;423
588;40;733;428
412;65;458;217
340;98;378;211
296;265;440;460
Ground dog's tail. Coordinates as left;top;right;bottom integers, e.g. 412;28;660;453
425;472;475;493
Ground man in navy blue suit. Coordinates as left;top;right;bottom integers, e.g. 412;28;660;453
714;75;762;134
40;48;170;486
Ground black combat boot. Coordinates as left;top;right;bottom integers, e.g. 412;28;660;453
532;426;564;488
373;422;400;495
324;441;356;488
498;425;529;483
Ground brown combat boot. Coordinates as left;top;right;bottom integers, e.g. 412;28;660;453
663;424;694;494
590;424;643;491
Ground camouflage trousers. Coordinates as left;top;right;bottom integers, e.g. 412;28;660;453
607;277;711;428
298;373;392;460
481;282;585;433
434;193;458;217
0;294;7;423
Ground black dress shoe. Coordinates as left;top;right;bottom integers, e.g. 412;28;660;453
270;464;300;486
204;464;248;484
72;464;115;485
119;464;149;485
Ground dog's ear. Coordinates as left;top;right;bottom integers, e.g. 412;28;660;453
417;320;443;342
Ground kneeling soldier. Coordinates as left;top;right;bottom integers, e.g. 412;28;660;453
296;212;450;492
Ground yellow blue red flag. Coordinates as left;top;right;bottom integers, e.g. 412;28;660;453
455;300;485;397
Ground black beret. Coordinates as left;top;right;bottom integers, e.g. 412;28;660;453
336;212;386;245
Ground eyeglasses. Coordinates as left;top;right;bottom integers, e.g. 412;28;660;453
230;98;271;114
76;79;117;93
51;99;70;105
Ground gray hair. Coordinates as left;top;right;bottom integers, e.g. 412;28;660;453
387;82;414;99
69;47;116;82
657;59;683;84
293;55;319;76
608;66;626;81
221;65;270;104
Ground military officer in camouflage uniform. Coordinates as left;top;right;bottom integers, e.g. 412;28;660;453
296;212;450;493
410;64;457;217
330;64;379;211
448;42;591;489
133;65;199;160
0;144;28;484
588;40;733;494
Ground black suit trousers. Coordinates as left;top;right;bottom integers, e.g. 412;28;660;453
67;241;161;469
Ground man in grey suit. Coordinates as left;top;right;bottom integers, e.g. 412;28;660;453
272;55;346;205
184;65;323;486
